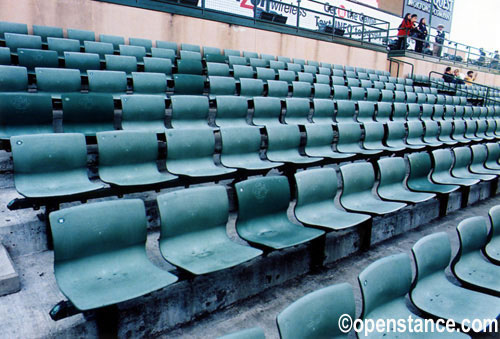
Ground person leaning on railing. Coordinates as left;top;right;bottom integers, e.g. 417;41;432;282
433;24;445;57
397;13;412;50
415;18;427;53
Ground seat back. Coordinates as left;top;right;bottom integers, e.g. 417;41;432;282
173;74;205;94
33;25;64;42
363;122;385;149
295;168;337;207
291;81;311;98
470;144;488;167
207;62;230;77
304;124;334;150
376;102;392;121
129;37;152;53
252;96;282;125
486;143;500;167
266;80;288;97
240;78;264;97
337;122;362;149
453;146;472;170
312;99;334;123
64;52;100;74
61;93;114;134
0;47;11;65
5;33;42;51
412;232;451;281
0;21;28;38
215;96;248;127
358;253;412;318
170;95;209;128
47;37;80;55
121;94;165;131
100;34;125;50
97;130;158;167
151;48;176;61
67;28;95;44
0;65;28;91
208;76;236;96
277;283;355;339
378;157;406;187
284;98;310;124
220;126;261;156
132;72;167;94
88;70;127;94
340;162;375;196
144;57;172;76
336;99;356;122
84;41;114;59
457;217;488;256
357;101;375;122
408;152;432;181
266;125;301;152
166;128;215;161
36;68;82;93
332;85;349;100
489;205;500;239
432;149;454;173
105;54;137;73
156;40;178;53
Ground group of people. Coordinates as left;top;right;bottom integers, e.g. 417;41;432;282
396;13;445;57
442;67;477;85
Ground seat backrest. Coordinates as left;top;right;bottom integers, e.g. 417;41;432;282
284;98;310;124
408;152;432;180
177;58;203;75
170;95;209;128
392;103;407;120
407;103;420;120
100;34;125;50
378;157;406;187
312;99;334;123
0;65;28;91
132;72;167;94
412;232;451;281
0;21;28;39
486;143;500;166
61;93;114;132
295;168;337;207
304;124;334;150
35;68;82;93
335;99;356;122
277;283;355;339
233;65;254;80
432;149;454;173
121;94;165;130
357;101;375;122
278;69;295;84
0;47;11;65
407;121;424;140
333;85;349;100
470;144;488;166
215;96;248;127
49;199;146;263
5;33;42;51
340;162;375;196
266;125;301;152
489;205;500;238
252;96;282;125
376;102;392;121
358;253;412;318
235;176;290;221
453;146;472;169
129;37;153;53
220;126;261;156
457;217;488;255
119;44;147;62
337;122;362;147
228;55;247;67
207;62;230;77
240;78;264;97
47;37;80;55
88;70;128;94
209;76;236;96
313;83;330;99
291;81;311;98
143;57;172;75
421;104;433;120
151;47;176;61
84;41;114;59
67;28;95;44
166;128;215;161
364;122;385;147
173;74;205;95
105;54;137;73
64;52;100;73
33;24;64;42
156;40;178;52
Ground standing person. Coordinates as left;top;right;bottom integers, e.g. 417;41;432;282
433;24;445;57
491;50;499;69
415;18;427;53
478;48;486;66
464;71;477;85
397;13;412;50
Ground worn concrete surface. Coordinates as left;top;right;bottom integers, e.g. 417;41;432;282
0;244;20;296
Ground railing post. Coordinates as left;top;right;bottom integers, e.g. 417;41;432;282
361;17;365;43
331;8;336;40
253;0;257;23
296;0;301;32
201;0;205;14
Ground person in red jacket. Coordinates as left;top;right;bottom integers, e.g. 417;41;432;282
396;13;413;50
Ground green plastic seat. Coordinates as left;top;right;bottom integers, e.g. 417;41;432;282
406;103;420;120
129;37;152;53
252;97;282;126
487;206;500;265
235;176;324;249
453;217;500;296
358;253;466;339
105;54;137;74
0;93;53;139
97;131;176;186
295;168;370;230
284;98;310;125
220;126;281;170
297;72;313;84
485;120;498;140
454;106;465;120
366;88;380;102
47;37;80;56
250;58;269;70
331;75;345;87
340;162;406;215
173;74;205;95
224;48;240;57
35;68;82;98
391;103;406;121
442;105;454;120
0;21;28;39
121;94;165;132
88;70;128;98
335;99;356;123
11;133;104;198
18;48;59;74
405;121;426;149
165;128;235;177
209;76;236;98
385;122;407;151
64;52;100;75
266;125;320;164
228;55;247;67
313;83;330;99
286;63;301;73
255;67;275;81
394;90;406;103
431;149;479;186
464;121;482;141
291;81;311;98
410;232;500;330
363;122;393;151
337;122;381;155
151;47;176;62
0;65;28;92
49;199;177;311
240;78;264;97
5;33;42;52
170;95;209;129
356;101;375;123
377;157;435;203
132;72;167;95
315;74;330;84
269;60;285;71
267;80;288;98
452;147;496;181
0;47;11;65
203;46;222;58
207;62;230;77
33;24;64;42
451;121;470;143
485;143;500;170
304;124;354;159
332;85;349;100
476;120;493;140
156;40;178;53
350;87;365;101
67;28;95;45
311;99;334;124
407;152;459;194
261;54;275;61
158;186;262;275
214;96;248;128
422;121;443;147
277;283;354;339
61;93;114;135
84;41;114;60
100;34;125;51
177;58;203;75
380;89;393;102
375;102;392;122
143;57;172;79
244;51;259;59
470;144;500;176
347;78;360;88
234;65;254;80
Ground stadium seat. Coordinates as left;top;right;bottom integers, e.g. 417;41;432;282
392;103;406;121
350;87;365;101
255;67;275;81
304;124;354;159
97;130;176;186
240;78;264;97
464;121;482;141
294;168;370;229
422;121;443;147
119;44;147;62
207;63;230;77
410;232;500;331
366;88;380;102
170;95;209;129
224;49;240;57
173;74;205;95
229;56;248;68
430;149;479;186
313;83;330;99
49;199;177;311
156;40;178;53
406;103;420;120
315;74;330;85
0;65;28;92
67;28;95;45
18;48;59;74
234;65;254;80
33;24;64;42
470;144;500;175
129;37;153;53
297;72;313;84
331;75;345;86
209;76;236;98
177;59;203;75
337;122;380;155
61;93;114;135
165;128;235;177
235;176;324;249
121;94;166;132
132;72;167;95
291;81;311;98
64;52;100;75
405;121;427;149
451;121;470;143
0;93;53;139
407;152;459;194
380;89;393;102
452;147;496;181
278;70;295;84
252;97;282;126
453;217;500;296
339;162;406;215
284;98;310;125
485;143;500;170
378;157;436;203
84;41;114;60
266;125;320;164
220;126;280;170
487;206;500;265
157;186;262;275
151;47;176;61
214;96;248;127
384;121;407;151
311;99;334;124
286;63;301;73
375;102;392;121
143;57;172;78
335;100;356;123
269;60;285;71
356;101;375;123
0;47;11;65
332;85;349;100
420;104;433;121
0;21;28;40
35;68;82;98
100;34;125;51
277;283;354;339
5;33;42;52
11;133;104;197
47;37;80;56
105;54;137;73
88;70;128;98
363;122;391;152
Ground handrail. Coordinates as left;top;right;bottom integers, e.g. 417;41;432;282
388;57;414;78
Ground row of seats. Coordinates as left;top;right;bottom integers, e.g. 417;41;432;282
46;160;500;316
234;208;500;338
9;118;499;197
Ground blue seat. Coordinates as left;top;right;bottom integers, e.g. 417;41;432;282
67;28;95;45
61;93;114;135
47;37;80;56
105;54;137;74
132;72;167;95
173;74;205;95
151;47;176;61
266;125;320;164
208;76;236;98
0;65;28;92
64;52;100;75
407;152;459;194
266;80;288;98
214;96;249;128
5;33;42;52
284;98;310;125
120;94;165;132
143;57;172;79
311;99;334;124
240;78;264;97
99;34;125;51
304;124;354;160
0;21;28;40
84;41;114;60
252;97;282;126
452;147;496;181
88;70;128;98
129;37;153;53
119;44;146;62
0;47;11;65
336;122;381;155
431;149;479;187
33;25;63;42
35;68;82;99
170;95;209;129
